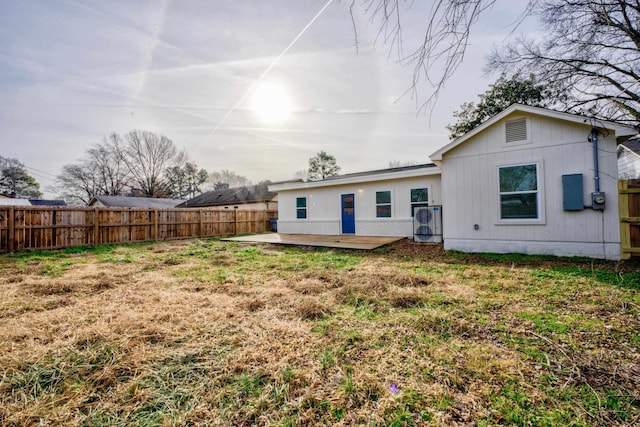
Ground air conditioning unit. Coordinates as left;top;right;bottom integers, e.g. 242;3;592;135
413;206;443;243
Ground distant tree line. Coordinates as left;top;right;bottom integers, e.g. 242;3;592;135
52;131;255;206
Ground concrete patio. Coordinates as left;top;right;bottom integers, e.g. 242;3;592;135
222;233;405;250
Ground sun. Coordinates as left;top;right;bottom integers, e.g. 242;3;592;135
251;82;293;124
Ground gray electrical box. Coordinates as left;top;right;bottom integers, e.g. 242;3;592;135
562;174;584;211
591;192;606;210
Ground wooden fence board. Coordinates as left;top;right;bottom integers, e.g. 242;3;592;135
0;206;276;253
619;180;640;259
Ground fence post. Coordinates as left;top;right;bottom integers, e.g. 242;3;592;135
199;209;203;238
93;207;99;246
8;206;14;253
234;210;238;235
154;209;159;240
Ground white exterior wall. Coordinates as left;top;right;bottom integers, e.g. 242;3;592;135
276;175;442;237
441;112;622;260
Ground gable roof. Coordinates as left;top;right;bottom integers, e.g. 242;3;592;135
430;104;639;162
620;138;640;156
269;163;440;192
178;183;277;208
0;198;32;206
89;195;185;208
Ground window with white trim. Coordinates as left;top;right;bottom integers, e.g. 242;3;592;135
410;188;429;216
376;191;391;218
498;163;539;219
296;197;307;219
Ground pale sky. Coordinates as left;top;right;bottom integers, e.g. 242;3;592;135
0;0;535;197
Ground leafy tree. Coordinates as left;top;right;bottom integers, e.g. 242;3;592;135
0;157;42;198
308;151;341;181
446;73;562;139
121;130;186;197
209;170;250;190
164;162;209;199
489;0;640;125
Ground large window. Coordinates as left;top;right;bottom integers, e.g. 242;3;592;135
498;163;539;219
376;191;392;218
296;197;307;219
410;188;429;216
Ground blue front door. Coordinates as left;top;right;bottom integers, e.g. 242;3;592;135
341;193;355;234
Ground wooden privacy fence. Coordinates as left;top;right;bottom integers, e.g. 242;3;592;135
0;207;277;253
619;179;640;259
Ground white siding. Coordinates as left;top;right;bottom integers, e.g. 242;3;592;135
277;175;442;237
618;146;640;179
441;112;622;260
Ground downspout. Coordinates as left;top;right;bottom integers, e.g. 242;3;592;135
589;127;606;210
592;127;600;192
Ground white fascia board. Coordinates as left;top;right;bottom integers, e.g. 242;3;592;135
269;167;441;192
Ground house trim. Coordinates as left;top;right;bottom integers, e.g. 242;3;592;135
269;165;441;192
430;104;638;163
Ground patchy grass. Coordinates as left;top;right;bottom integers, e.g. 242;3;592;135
0;239;638;426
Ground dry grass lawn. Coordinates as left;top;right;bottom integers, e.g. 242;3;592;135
0;239;639;426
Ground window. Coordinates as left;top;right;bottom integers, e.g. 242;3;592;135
376;191;391;218
410;188;429;216
296;197;307;219
498;163;539;219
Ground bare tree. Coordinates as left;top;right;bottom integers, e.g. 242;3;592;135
208;170;250;190
293;169;308;182
52;134;132;205
121;130;186;197
352;0;508;110
88;133;131;196
488;0;640;124
53;162;101;206
388;160;419;168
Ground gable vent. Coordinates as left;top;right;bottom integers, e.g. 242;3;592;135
505;118;527;143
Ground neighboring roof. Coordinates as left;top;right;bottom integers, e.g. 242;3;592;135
0;199;32;206
430;104;639;162
269;163;440;192
620;138;640;156
89;195;185;208
29;199;67;206
178;183;278;208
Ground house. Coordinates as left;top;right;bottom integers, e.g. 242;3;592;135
431;104;636;260
269;164;442;237
270;104;638;260
177;182;297;211
0;199;32;206
0;198;66;206
28;199;67;206
88;195;184;208
618;138;640;180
